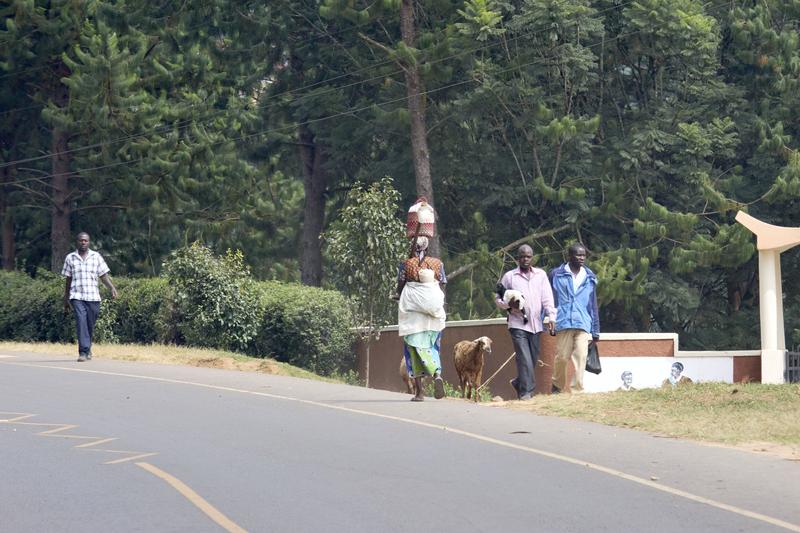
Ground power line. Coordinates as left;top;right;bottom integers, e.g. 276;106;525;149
1;0;644;169
9;17;709;187
0;10;375;115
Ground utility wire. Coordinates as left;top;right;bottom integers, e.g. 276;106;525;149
9;19;705;187
0;10;376;112
0;0;645;169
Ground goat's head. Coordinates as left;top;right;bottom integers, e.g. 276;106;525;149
475;336;493;354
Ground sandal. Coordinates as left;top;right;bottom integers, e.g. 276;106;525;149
434;376;445;399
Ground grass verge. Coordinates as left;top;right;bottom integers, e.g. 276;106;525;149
499;382;800;460
0;341;331;381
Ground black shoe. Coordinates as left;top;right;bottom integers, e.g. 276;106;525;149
551;384;561;394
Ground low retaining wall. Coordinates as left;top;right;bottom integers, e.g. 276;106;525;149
354;319;761;398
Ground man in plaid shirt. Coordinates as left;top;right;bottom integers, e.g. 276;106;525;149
62;232;117;362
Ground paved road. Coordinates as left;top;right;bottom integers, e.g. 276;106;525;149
1;351;799;533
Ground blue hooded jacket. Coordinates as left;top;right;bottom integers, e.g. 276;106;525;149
549;263;600;338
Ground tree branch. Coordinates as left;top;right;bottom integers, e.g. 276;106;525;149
447;224;571;281
72;204;129;212
358;32;407;73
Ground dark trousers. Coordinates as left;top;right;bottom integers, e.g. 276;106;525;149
510;328;541;398
71;299;100;356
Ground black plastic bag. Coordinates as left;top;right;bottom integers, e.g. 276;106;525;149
586;342;601;374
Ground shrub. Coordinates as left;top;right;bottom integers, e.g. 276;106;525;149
163;244;260;351
94;277;173;344
0;253;359;379
0;271;36;338
251;281;357;376
0;270;73;342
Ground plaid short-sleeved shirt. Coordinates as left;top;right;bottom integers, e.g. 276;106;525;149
61;250;110;302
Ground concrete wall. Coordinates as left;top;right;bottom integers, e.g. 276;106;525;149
354;319;760;398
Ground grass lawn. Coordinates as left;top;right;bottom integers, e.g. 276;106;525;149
500;383;800;460
3;342;798;459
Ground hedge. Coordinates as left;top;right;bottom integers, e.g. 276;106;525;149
0;270;74;342
250;281;356;376
93;277;174;344
0;261;357;376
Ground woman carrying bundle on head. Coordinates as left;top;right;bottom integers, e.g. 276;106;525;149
393;198;447;402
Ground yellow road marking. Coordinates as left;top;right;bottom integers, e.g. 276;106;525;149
104;452;158;465
0;412;36;422
9;421;75;429
37;424;78;435
0;410;156;464
5;360;800;532
75;437;118;448
136;462;247;533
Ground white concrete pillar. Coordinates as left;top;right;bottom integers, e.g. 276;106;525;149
758;250;786;383
775;254;785;351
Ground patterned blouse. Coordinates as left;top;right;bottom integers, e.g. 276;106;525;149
397;255;447;284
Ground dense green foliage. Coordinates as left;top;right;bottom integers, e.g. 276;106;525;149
3;1;800;350
0;270;72;342
0;248;358;375
325;178;408;329
254;281;356;376
163;244;260;351
94;277;172;344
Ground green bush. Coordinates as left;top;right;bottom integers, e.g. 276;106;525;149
163;244;260;351
1;248;359;379
0;270;74;342
94;277;173;344
0;271;34;338
251;281;357;376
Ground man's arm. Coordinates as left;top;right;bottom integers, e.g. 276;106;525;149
63;277;72;312
100;274;118;299
548;268;560;310
589;283;600;341
540;274;556;333
438;263;447;300
391;261;406;300
495;278;509;310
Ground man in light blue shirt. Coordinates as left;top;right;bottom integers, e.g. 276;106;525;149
550;243;600;393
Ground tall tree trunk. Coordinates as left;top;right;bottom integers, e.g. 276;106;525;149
50;125;71;272
299;124;327;286
400;0;440;258
0;164;15;271
50;67;72;272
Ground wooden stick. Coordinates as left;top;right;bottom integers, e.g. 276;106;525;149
477;352;516;392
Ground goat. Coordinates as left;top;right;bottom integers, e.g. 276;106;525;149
399;357;417;395
453;336;493;402
496;285;528;324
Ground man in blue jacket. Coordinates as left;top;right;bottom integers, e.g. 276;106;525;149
550;243;600;393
